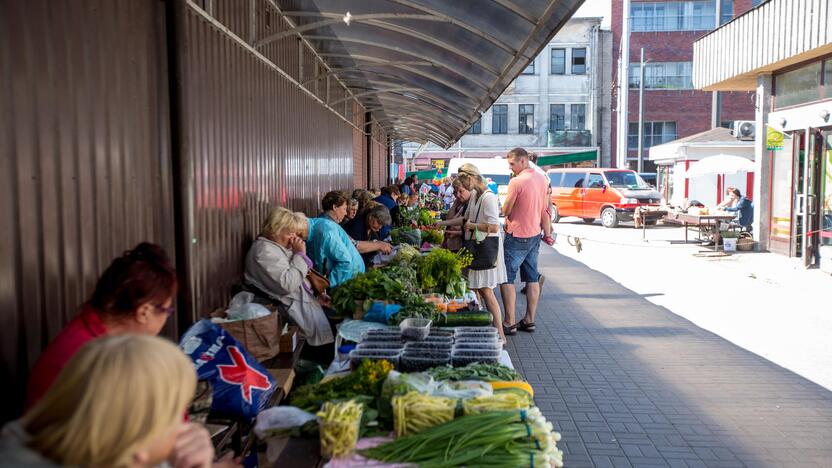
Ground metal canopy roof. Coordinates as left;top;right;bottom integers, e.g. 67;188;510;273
262;0;584;147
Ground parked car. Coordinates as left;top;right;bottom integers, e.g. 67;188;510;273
548;168;662;228
639;172;657;188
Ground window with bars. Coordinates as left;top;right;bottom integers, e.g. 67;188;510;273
571;48;587;75
629;62;693;89
492;105;508;134
570;104;586;130
631;1;716;32
519;104;535;134
467;118;481;134
549;104;565;131
628;122;677;150
551;48;565;75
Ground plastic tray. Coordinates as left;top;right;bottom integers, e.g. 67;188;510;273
356;341;405;351
429;329;454;338
400;353;451;372
405;341;452;354
349;349;402;369
451;349;501;367
453;326;498;334
400;318;432;341
454;333;500;343
363;328;403;340
453;341;502;352
424;335;454;345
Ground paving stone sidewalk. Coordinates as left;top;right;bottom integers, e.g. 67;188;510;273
505;248;832;468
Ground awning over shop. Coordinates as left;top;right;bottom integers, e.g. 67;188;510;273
536;149;597;167
266;0;584;147
405;168;438;180
693;0;832;91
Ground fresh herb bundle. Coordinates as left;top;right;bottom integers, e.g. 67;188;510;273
289;360;394;412
414;248;472;297
360;408;564;467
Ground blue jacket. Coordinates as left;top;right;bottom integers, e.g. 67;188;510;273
306;217;365;287
724;197;753;227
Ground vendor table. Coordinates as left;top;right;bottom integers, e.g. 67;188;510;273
635;209;668;240
663;212;736;246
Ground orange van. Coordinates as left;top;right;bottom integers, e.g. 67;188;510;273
548;168;661;228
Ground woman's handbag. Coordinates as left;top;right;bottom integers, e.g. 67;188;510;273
463;192;499;271
306;268;330;296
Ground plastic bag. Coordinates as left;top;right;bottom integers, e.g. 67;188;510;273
431;380;493;400
223;291;271;321
180;320;276;419
254;406;318;439
363;301;402;324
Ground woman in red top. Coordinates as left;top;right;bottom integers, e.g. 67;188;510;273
26;242;178;409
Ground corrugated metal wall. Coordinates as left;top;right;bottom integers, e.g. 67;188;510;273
0;0;175;420
353;103;368;189
0;0;386;420
177;2;355;318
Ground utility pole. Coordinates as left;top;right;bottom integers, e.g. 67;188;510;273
637;48;645;173
616;0;631;169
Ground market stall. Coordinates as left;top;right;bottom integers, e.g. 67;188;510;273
182;192;561;467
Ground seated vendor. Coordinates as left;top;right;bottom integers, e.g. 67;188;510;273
307;191;366;287
2;335;202;467
717;187;738;210
722;188;754;231
244;207;335;346
26;243;178;409
22;244;229;467
343;204;394;268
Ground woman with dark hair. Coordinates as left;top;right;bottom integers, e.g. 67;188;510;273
24;243;229;468
26;243;178;408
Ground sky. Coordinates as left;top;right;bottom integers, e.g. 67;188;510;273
573;0;611;28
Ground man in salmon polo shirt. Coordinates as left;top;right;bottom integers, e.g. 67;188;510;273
500;147;550;335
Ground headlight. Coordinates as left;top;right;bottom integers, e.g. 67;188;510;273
619;197;638;204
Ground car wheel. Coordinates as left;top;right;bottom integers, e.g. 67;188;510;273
582;218;595;224
601;207;619;228
551;205;560;223
645;219;658;226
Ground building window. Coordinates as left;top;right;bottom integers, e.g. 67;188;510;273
631;1;716;32
571;48;587;75
549;104;565;131
720;0;733;24
467;118;481;134
824;59;832;97
628;122;677;150
551;48;566;75
751;0;767;6
774;61;823;109
522;59;535;75
570;104;586;130
492;105;508;134
519;104;535;134
629;62;693;89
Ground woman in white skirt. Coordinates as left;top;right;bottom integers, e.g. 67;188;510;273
437;163;507;343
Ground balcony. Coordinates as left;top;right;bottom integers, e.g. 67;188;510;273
547;130;592;147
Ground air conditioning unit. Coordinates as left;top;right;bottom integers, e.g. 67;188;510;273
732;121;756;141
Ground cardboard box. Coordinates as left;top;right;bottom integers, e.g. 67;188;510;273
267;368;296;398
279;326;299;354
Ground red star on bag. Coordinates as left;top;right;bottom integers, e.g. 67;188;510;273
217;346;271;404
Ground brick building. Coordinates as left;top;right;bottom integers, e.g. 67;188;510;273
611;0;763;171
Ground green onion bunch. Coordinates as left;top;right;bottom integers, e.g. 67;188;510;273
360;407;564;467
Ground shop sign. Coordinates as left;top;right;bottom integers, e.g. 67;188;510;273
766;126;784;150
432;159;445;169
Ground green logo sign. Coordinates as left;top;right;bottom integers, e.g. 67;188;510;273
766;126;784;150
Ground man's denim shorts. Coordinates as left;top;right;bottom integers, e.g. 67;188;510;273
503;233;541;283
